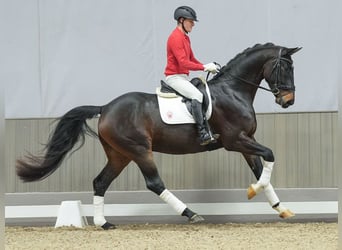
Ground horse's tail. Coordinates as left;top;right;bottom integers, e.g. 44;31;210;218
16;105;102;182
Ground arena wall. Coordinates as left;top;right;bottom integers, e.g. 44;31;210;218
5;112;337;193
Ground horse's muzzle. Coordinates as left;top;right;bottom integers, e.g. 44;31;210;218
275;91;295;108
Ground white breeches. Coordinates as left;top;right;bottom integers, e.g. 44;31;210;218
165;74;203;103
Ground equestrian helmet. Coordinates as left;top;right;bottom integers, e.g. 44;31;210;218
174;6;198;21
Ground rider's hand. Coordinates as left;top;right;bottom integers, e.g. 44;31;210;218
203;63;219;73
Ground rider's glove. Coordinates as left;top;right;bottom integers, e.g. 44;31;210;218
203;63;219;73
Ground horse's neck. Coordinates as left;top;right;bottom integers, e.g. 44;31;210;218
227;51;276;92
209;54;271;104
234;56;266;84
221;65;263;98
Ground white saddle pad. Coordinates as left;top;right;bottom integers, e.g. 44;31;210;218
156;83;212;124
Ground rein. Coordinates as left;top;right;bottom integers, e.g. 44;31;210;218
206;64;275;94
227;72;275;93
208;49;293;96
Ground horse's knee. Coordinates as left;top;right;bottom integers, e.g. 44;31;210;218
263;148;274;162
145;177;165;195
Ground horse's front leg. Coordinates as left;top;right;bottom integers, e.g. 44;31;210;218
243;154;294;219
226;133;274;197
226;133;294;219
244;154;294;218
247;160;274;199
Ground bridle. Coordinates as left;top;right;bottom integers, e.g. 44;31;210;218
268;48;295;95
208;49;295;96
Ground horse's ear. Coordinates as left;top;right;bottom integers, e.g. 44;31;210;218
284;47;302;56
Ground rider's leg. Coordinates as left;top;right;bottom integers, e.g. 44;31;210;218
191;99;215;145
165;74;216;145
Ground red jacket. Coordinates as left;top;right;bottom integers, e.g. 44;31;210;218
164;28;204;76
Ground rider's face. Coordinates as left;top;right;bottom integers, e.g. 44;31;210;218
182;19;195;33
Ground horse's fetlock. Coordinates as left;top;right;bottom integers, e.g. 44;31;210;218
93;180;107;196
182;207;195;218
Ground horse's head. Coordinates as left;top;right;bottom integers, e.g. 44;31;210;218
263;47;301;108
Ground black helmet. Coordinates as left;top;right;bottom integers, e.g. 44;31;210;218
174;6;198;22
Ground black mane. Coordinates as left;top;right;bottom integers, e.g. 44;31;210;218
210;43;278;82
226;42;277;67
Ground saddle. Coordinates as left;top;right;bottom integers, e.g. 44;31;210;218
156;77;212;124
158;77;210;115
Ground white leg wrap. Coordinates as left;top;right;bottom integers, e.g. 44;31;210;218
257;161;274;187
264;184;287;214
250;183;264;195
159;189;187;215
264;183;280;206
93;196;107;226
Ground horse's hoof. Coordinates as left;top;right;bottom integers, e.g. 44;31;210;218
247;185;257;200
279;209;295;219
189;214;205;224
101;222;116;230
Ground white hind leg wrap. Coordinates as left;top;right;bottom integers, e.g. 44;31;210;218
93;196;106;226
160;189;187;215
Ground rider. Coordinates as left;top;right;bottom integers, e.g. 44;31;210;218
164;6;220;146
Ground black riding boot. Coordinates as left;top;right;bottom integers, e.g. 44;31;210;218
191;99;216;146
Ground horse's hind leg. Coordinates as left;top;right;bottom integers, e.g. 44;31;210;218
136;153;204;223
93;140;131;229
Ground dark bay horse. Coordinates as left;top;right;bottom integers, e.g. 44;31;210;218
16;43;301;229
